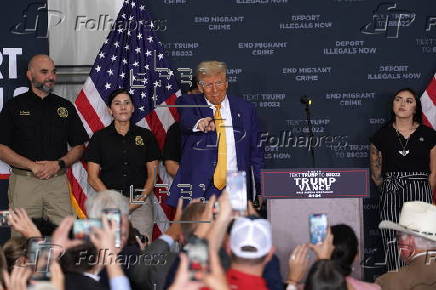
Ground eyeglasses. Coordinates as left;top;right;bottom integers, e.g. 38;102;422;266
199;80;226;89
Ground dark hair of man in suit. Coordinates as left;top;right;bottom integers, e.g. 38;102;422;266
60;242;98;274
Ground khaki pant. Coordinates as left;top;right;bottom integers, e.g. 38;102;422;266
8;173;73;225
127;196;154;241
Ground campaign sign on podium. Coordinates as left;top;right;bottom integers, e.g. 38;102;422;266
261;168;370;199
263;168;369;281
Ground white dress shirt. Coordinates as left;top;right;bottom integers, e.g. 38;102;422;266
193;96;238;172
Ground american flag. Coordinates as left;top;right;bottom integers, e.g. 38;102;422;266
421;73;436;199
421;73;436;129
69;0;181;238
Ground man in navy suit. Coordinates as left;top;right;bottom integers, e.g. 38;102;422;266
167;61;263;207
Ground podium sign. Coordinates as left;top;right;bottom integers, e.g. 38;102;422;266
261;168;369;199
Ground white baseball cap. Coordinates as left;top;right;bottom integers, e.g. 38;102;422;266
230;217;272;259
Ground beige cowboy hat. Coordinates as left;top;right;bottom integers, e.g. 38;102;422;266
379;201;436;242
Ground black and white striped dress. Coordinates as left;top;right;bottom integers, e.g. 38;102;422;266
371;124;436;271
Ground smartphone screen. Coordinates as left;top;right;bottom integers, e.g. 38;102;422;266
226;171;247;213
185;237;209;281
73;219;102;241
0;210;9;227
102;208;122;248
309;213;328;244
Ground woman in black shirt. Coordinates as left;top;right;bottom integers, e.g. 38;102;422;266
85;89;160;240
370;88;436;271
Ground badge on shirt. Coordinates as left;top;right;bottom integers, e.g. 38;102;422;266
135;136;144;146
57;107;68;118
19;110;30;116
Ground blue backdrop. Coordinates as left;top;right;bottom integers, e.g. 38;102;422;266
146;0;436;280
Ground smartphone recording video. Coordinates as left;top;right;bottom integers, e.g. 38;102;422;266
184;237;209;281
226;171;247;214
309;213;328;244
102;208;122;248
0;210;9;227
73;219;102;241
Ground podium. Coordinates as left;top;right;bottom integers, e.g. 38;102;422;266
262;168;369;280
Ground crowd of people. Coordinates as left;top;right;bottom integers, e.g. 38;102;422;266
3;190;436;289
0;54;434;289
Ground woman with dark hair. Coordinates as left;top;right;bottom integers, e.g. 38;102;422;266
304;259;347;290
370;88;436;271
85;88;160;241
330;225;357;277
330;224;380;290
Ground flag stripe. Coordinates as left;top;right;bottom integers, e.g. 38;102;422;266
68;163;90;215
425;76;436;106
422;114;432;128
76;108;93;137
165;92;181;121
82;78;113;126
76;90;106;133
155;106;175;132
421;100;435;128
68;180;87;219
145;111;167;150
422;76;436;129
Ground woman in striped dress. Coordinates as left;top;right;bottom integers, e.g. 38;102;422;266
370;88;436;272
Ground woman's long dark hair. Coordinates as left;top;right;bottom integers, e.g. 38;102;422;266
330;224;358;276
390;88;422;124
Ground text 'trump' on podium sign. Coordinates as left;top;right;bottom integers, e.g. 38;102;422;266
261;168;370;199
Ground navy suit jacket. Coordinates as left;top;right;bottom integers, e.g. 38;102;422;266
167;94;263;207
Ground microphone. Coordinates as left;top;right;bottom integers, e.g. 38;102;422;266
300;96;312;106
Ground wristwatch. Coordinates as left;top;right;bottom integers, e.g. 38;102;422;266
58;160;66;169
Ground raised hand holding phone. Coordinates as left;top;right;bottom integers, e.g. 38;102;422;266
308;227;335;260
226;171;247;216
